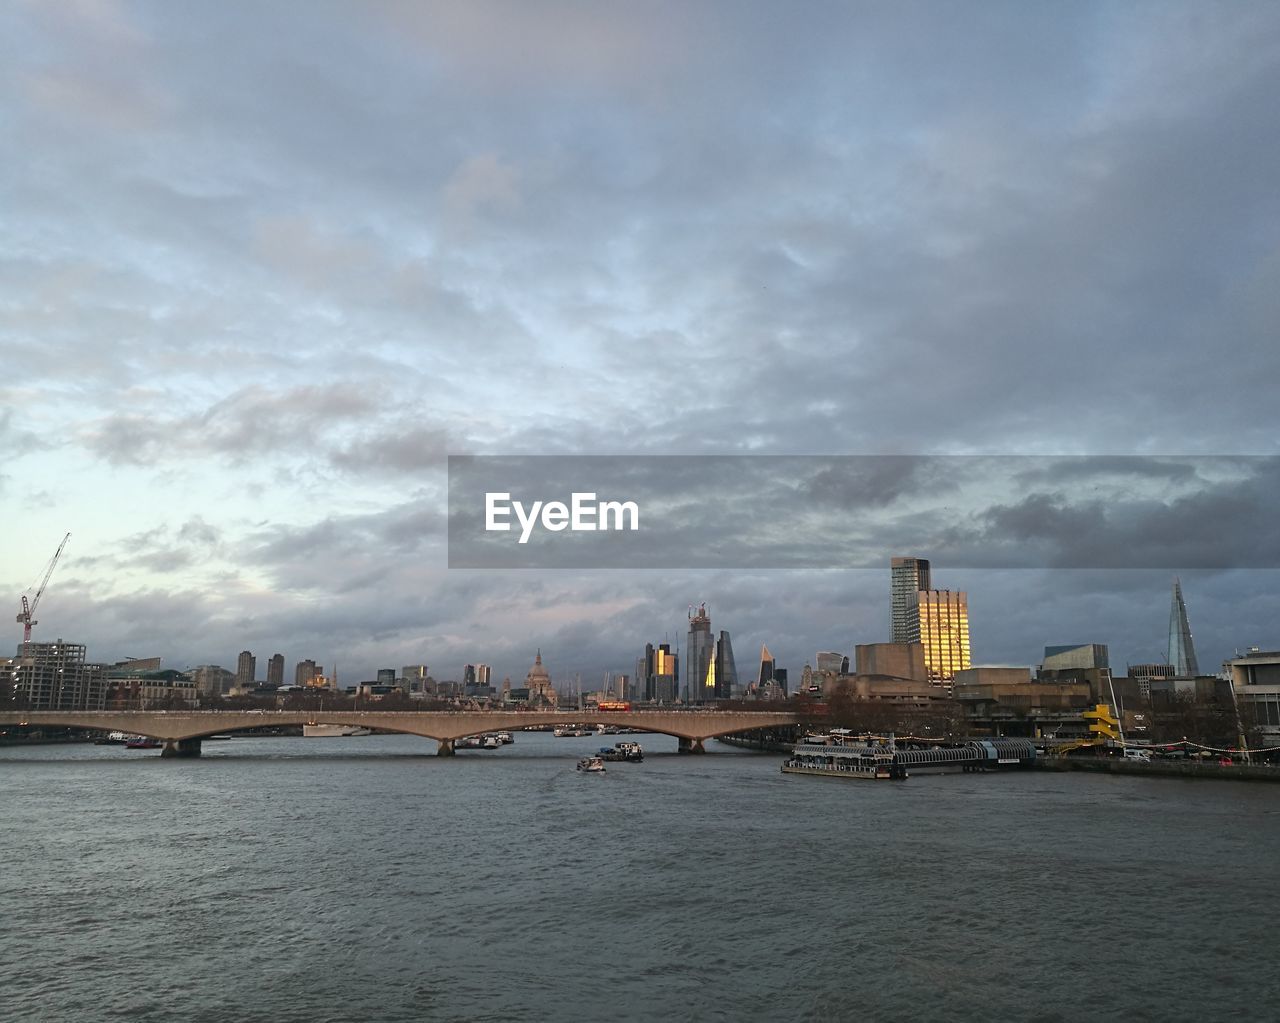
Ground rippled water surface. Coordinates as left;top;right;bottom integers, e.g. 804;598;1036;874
2;732;1277;1022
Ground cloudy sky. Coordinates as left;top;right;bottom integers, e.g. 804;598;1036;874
3;0;1279;687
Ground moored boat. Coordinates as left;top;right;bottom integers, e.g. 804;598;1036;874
782;742;905;780
125;736;162;749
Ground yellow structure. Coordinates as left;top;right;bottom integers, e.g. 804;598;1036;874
908;590;971;685
1082;703;1119;741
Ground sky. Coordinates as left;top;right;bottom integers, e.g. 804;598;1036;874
3;0;1279;687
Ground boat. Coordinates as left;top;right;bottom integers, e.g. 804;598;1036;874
599;741;643;762
482;734;500;749
456;735;484;749
781;741;905;780
125;737;162;749
302;724;373;737
577;756;606;773
495;732;514;744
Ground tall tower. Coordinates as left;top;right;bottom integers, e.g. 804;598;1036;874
1168;578;1200;677
266;653;284;687
891;557;931;643
908;589;970;687
685;603;713;704
236;650;255;688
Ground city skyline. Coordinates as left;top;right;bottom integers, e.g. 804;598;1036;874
3;2;1279;689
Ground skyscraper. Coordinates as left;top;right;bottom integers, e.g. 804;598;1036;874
757;644;774;686
891;557;931;643
907;589;970;685
1168;578;1200;677
266;653;284;687
685;603;714;704
706;630;737;700
236;650;256;688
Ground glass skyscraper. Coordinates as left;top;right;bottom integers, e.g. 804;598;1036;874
891;557;931;643
1168;578;1200;677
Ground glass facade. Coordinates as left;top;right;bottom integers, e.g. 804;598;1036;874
891;557;931;643
908;590;970;684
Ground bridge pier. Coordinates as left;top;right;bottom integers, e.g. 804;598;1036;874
678;737;706;754
437;739;455;757
161;738;202;758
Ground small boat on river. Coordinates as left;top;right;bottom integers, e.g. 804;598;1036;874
577;756;606;773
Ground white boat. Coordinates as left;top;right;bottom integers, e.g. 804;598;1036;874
495;731;514;744
781;742;905;780
577;756;606;773
482;734;500;749
303;724;373;737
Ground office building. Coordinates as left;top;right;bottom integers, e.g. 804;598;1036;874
891;557;932;643
636;642;678;703
705;630;737;700
685;603;714;704
1168;578;1200;677
193;664;235;700
295;659;321;686
9;640;107;711
907;589;971;685
266;654;284;687
757;644;774;686
475;664;491;687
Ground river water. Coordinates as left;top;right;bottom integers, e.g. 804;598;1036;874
2;732;1277;1022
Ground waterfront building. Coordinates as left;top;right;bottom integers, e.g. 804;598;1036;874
891;556;931;643
236;650;256;688
266;653;284;687
855;643;927;682
525;650;557;707
1168;578;1200;677
906;590;971;687
1042;644;1109;672
106;668;197;709
685;603;713;704
9;640;107;711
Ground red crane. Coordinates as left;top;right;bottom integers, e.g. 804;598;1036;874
16;532;71;643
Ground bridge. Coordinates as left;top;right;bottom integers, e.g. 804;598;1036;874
0;709;801;757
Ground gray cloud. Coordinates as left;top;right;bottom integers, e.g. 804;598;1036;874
3;1;1279;681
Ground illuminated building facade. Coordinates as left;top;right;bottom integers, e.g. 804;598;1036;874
907;589;970;686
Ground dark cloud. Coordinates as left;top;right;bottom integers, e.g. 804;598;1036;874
3;1;1279;680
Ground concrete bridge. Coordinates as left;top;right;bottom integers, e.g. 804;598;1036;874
0;709;801;757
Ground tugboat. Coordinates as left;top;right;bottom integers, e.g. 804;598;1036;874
576;756;606;773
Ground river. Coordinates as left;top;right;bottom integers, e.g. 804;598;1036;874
2;731;1276;1022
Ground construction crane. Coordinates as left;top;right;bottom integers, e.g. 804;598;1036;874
16;532;71;643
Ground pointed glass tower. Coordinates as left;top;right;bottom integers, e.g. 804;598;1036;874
1168;578;1200;677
